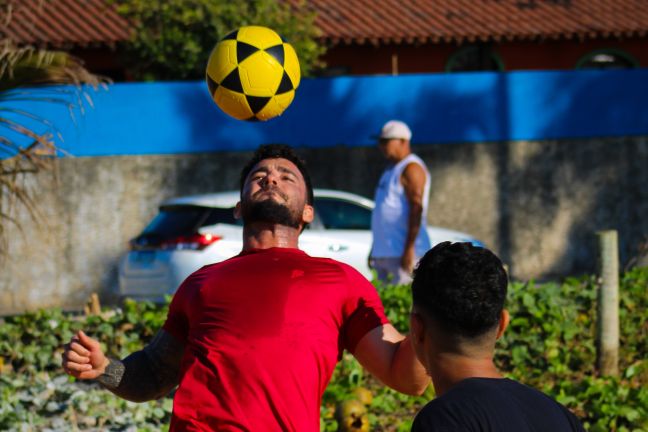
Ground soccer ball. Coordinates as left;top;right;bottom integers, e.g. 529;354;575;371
206;26;301;121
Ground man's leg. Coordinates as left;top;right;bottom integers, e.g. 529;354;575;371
372;258;412;285
394;265;413;285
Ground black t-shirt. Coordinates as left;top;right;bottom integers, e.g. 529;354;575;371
412;378;585;432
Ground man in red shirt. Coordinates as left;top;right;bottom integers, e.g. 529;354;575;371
62;144;429;431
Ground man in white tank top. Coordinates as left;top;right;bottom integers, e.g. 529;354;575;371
370;120;431;285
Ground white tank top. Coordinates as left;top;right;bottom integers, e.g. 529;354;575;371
371;153;431;258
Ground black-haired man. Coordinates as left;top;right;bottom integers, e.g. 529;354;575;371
62;144;429;431
410;242;584;431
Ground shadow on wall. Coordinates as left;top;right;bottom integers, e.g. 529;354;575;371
171;71;647;278
172;73;507;249
497;72;647;277
170;74;510;262
109;71;648;281
4;72;647;313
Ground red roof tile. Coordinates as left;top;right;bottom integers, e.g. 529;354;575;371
2;0;647;48
1;0;131;47
300;0;648;45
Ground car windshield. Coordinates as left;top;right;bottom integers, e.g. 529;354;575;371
142;206;206;239
314;198;372;230
140;205;239;240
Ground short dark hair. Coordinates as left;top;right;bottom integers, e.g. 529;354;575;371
412;242;508;338
239;144;314;205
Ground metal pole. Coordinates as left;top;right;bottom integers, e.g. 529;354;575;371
596;230;619;376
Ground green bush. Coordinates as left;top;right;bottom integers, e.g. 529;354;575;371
111;0;325;80
494;268;648;431
0;268;646;431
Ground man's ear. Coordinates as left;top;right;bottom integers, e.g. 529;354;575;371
302;204;314;224
495;309;510;340
410;311;425;345
234;202;242;220
409;311;428;365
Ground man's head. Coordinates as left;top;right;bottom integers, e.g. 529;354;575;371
236;144;314;230
410;242;509;360
377;120;412;162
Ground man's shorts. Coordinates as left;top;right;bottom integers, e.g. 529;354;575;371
370;257;413;285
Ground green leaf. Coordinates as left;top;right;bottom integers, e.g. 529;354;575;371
110;0;325;80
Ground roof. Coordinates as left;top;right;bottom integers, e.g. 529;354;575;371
2;0;647;48
307;0;648;46
1;0;131;47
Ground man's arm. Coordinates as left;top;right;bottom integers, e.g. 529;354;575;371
62;329;184;402
352;324;429;395
400;162;427;272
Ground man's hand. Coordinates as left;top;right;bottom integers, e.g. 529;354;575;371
62;330;110;379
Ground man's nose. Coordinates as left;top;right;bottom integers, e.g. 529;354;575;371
261;172;279;186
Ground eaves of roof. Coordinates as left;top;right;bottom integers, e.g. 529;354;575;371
2;0;647;48
1;0;131;48
298;0;648;46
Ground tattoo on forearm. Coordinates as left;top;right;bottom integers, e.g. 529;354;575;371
142;330;184;394
97;358;126;389
96;330;184;402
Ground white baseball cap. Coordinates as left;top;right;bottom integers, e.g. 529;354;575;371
377;120;412;141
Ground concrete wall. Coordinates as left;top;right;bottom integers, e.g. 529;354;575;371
1;136;646;314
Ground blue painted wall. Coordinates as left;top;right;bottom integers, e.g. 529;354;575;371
4;69;648;157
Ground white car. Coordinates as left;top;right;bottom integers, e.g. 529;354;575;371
117;189;483;301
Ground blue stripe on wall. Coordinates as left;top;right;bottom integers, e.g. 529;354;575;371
3;69;648;157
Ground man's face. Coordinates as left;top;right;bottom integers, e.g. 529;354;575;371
237;157;313;229
378;137;406;161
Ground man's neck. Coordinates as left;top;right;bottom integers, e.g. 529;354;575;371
242;222;301;250
388;150;411;164
426;352;502;396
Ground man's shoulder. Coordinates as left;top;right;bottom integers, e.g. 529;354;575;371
412;397;465;431
314;255;358;270
414;379;490;418
413;378;585;432
403;153;426;166
177;253;249;288
308;255;370;282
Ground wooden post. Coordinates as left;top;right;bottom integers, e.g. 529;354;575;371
596;230;619;376
84;293;102;316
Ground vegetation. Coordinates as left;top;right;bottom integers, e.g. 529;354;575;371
0;38;104;257
0;267;646;431
0;0;324;256
111;0;325;80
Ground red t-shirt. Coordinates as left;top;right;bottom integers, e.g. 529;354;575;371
162;247;389;431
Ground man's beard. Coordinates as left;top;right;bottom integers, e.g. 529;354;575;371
241;198;302;229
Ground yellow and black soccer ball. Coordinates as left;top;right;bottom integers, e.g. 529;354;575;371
206;26;301;121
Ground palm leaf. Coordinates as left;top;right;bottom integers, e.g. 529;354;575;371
0;37;107;258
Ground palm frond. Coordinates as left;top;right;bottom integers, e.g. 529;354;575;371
0;37;106;258
0;40;104;91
